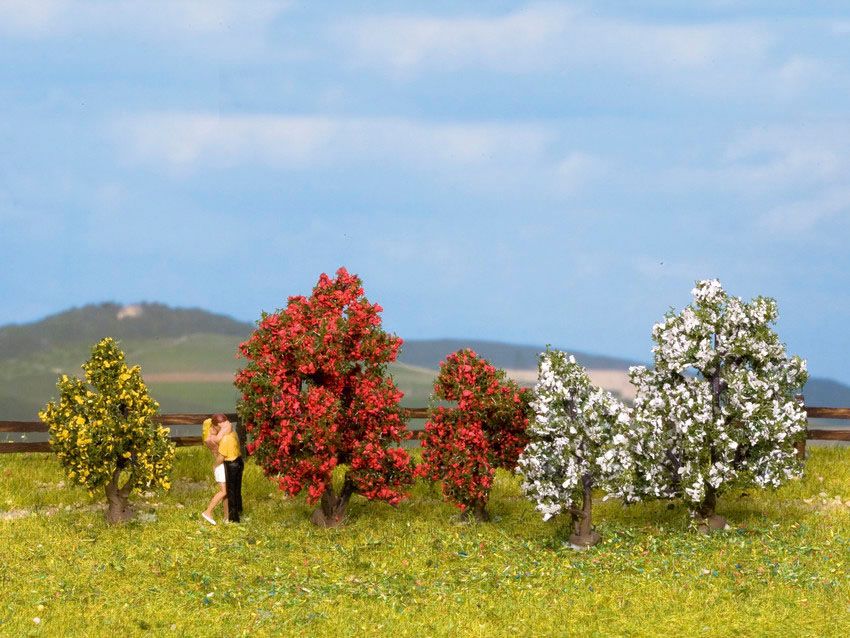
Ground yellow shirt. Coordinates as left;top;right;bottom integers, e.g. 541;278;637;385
218;431;240;461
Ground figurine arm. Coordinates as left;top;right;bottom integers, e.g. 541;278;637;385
208;421;232;443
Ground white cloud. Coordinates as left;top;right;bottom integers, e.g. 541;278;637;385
556;152;605;194
0;0;290;54
0;0;66;36
113;111;604;195
657;121;850;235
341;4;802;94
343;5;574;74
831;20;850;35
759;186;850;234
118;113;340;170
116;113;552;169
771;56;830;99
724;125;845;188
666;122;849;198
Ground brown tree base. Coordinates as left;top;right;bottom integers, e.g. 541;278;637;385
104;465;136;525
310;507;346;528
569;530;602;549
105;501;135;525
460;502;490;523
310;476;355;527
696;514;727;534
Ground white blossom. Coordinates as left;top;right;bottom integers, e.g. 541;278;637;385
517;350;632;520
607;280;808;513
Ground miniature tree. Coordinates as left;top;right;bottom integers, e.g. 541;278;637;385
518;350;631;547
419;349;531;521
235;268;414;527
40;338;174;524
612;279;808;532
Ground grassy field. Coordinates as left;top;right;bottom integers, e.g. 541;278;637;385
0;334;439;420
1;447;849;637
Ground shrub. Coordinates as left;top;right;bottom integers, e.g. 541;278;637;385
419;349;531;521
611;279;808;531
39;337;174;524
234;268;414;526
518;350;631;547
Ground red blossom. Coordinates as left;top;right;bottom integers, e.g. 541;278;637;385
235;267;414;507
419;349;531;513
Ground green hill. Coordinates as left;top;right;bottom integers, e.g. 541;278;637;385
0;304;434;419
396;338;644;371
1;303;849;421
0;333;437;420
0;302;251;362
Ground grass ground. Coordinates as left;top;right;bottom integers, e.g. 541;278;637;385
1;448;849;637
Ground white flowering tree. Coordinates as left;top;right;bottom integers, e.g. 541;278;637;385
613;279;808;532
518;350;631;547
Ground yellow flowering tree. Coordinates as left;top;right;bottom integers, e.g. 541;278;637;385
39;338;174;524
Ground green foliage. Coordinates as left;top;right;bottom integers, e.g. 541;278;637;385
1;446;849;636
39;338;174;494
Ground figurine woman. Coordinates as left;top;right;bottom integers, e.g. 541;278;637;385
201;417;228;525
205;413;243;522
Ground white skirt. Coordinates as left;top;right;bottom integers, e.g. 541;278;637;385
214;463;226;483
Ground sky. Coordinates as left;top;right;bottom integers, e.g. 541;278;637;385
2;1;850;383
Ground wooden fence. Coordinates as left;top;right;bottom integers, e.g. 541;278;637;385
0;406;847;454
0;408;431;454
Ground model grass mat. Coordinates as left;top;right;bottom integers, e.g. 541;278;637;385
1;446;849;637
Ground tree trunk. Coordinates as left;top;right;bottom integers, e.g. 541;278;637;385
695;359;727;534
310;474;355;527
460;498;490;523
695;483;726;534
104;466;135;524
569;474;601;548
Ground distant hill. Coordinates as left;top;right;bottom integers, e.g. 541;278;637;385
398;338;644;371
0;332;437;421
0;302;252;361
0;303;438;420
399;338;850;408
1;306;849;422
798;377;850;408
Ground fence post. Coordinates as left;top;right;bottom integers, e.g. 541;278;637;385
794;394;807;460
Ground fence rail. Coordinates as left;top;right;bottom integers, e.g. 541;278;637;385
1;406;848;454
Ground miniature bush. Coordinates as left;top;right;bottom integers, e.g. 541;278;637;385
39;337;174;524
611;279;808;531
235;268;414;527
419;349;531;521
518;350;631;547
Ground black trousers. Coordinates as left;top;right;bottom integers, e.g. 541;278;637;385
223;456;244;522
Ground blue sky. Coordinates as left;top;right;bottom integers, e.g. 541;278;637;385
2;1;850;383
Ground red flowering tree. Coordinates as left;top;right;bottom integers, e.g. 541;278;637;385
419;349;532;521
235;268;414;527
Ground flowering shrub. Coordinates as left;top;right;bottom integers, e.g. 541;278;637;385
39;338;174;524
234;268;414;526
419;349;531;521
518;350;631;546
610;279;808;531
